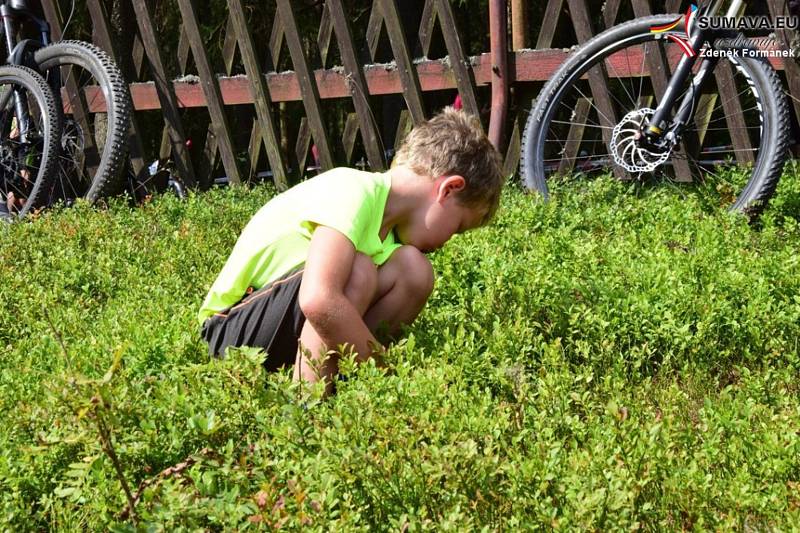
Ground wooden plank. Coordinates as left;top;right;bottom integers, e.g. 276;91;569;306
602;0;622;28
87;0;147;176
318;2;334;68
558;97;592;173
342;113;360;162
131;0;195;186
665;0;683;12
132;34;145;79
177;29;191;75
536;0;564;49
222;15;238;76
201;127;218;183
366;0;384;61
176;0;242;185
418;0;436;57
159;125;171;160
126;46;797;109
295;118;312;178
269;15;285;70
175;23;210;179
434;0;480;117
767;0;800;122
511;0;529;50
277;0;335;171
84;3;120;71
693;93;717;146
378;0;427;124
255;7;290;174
202;13;242;185
248;121;262;179
228;0;289;189
118;50;497;109
327;0;386;170
502;112;521;177
631;0;693;181
87;0;147;179
566;0;624;179
40;0;63;40
394;109;413;149
714;61;754;164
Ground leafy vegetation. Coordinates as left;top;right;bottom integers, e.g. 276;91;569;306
2;171;800;530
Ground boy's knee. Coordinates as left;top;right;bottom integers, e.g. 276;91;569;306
394;246;434;300
345;253;378;314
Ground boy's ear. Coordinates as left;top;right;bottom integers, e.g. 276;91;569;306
436;175;466;201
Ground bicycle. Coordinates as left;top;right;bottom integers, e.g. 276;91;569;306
0;62;60;219
520;0;796;217
0;0;131;219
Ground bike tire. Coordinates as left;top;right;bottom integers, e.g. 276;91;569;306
520;15;791;217
0;64;61;219
34;40;131;203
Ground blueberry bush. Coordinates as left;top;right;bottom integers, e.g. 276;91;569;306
1;171;800;529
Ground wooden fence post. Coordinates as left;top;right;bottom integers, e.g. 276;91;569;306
176;0;243;185
327;0;387;170
130;0;196;187
227;0;289;189
511;0;529;50
378;0;427;124
276;0;335;172
85;0;148;180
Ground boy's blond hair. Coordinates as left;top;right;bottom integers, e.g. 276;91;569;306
392;107;504;225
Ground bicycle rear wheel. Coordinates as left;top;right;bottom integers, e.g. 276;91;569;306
34;40;131;205
0;64;61;219
520;15;791;217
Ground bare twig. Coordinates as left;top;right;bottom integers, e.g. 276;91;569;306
119;448;214;521
94;406;138;525
42;305;72;372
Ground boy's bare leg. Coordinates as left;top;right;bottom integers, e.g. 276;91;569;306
293;246;433;389
293;253;377;387
364;245;434;340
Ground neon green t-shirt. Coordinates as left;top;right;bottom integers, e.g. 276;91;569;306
198;168;402;324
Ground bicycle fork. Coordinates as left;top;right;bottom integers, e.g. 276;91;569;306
1;4;30;143
0;1;53;144
643;0;745;149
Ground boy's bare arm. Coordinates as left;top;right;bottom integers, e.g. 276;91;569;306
298;225;383;364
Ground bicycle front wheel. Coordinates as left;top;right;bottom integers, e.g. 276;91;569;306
520;15;791;217
0;64;61;219
34;40;131;205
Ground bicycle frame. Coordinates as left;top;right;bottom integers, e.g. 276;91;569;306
645;0;748;145
0;0;52;143
0;0;52;55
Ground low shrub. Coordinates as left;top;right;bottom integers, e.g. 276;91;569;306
1;174;799;529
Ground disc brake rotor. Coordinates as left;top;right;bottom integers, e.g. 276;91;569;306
610;108;671;173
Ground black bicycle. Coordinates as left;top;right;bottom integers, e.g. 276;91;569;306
521;0;793;217
0;0;130;219
0;61;60;219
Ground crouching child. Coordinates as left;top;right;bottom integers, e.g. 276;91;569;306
198;107;504;394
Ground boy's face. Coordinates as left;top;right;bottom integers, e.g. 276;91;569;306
396;175;487;254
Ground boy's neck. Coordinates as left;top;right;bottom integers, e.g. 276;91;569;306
380;166;429;240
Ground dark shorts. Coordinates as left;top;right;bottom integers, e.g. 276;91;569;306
201;267;306;371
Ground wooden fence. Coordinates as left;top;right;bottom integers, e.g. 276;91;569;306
35;0;800;190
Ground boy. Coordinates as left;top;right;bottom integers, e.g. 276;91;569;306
198;107;503;392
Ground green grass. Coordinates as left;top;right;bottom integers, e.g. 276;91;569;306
2;169;800;530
